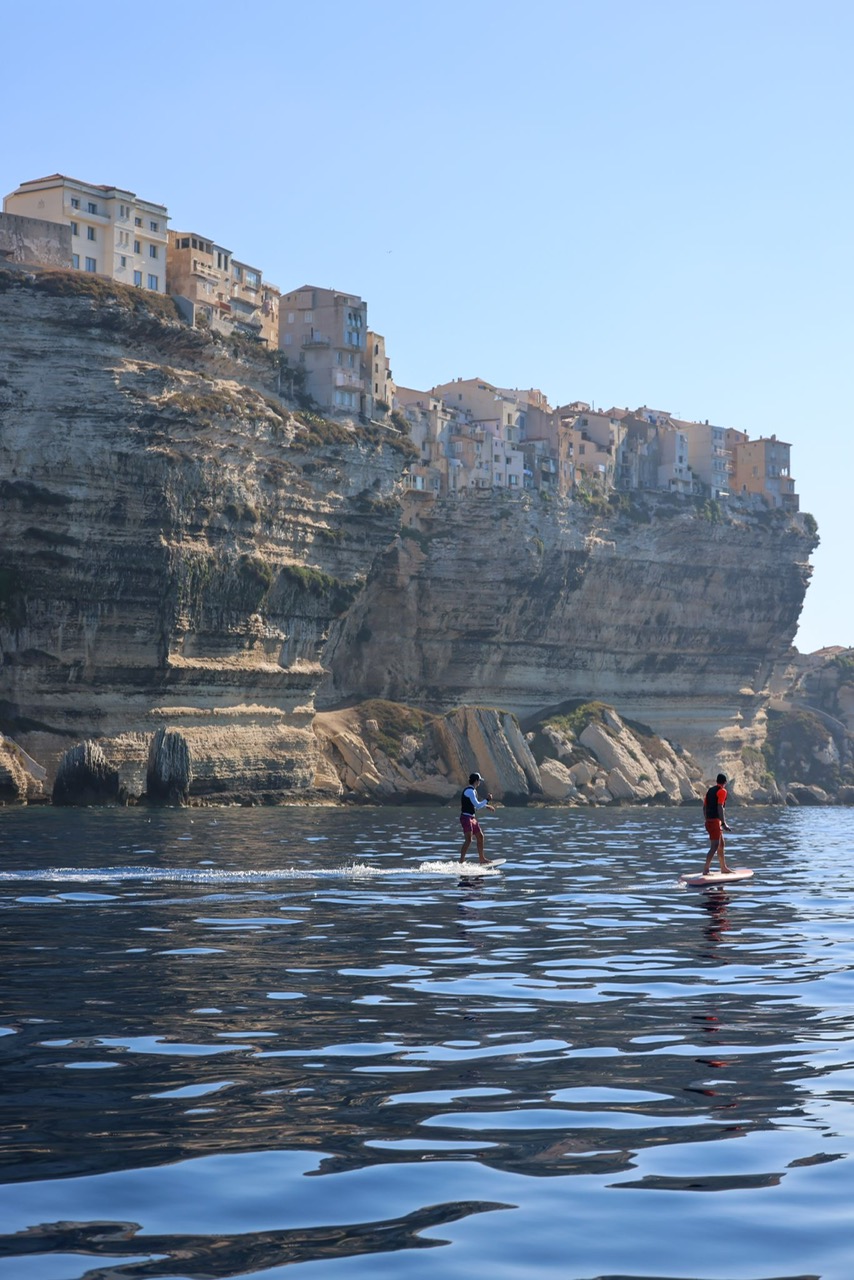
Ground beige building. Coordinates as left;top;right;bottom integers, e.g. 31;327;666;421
675;419;731;498
230;260;281;347
280;286;370;417
430;378;529;489
167;233;280;345
367;331;395;412
4;174;169;291
730;434;799;511
558;406;625;490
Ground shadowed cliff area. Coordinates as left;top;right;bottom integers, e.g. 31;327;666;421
0;268;829;805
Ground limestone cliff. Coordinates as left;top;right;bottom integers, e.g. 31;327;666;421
0;269;409;799
0;269;820;804
320;489;817;788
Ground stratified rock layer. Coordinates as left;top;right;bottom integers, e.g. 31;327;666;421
0;270;820;801
321;491;816;784
0;271;406;798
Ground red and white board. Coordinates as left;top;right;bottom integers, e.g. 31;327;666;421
681;868;754;887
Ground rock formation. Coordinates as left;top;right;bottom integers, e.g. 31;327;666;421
52;740;121;806
0;266;828;805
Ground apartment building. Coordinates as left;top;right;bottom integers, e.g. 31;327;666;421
280;286;370;417
3;175;169;291
167;233;281;345
558;405;625;490
167;231;233;327
230;260;281;347
730;434;799;511
430;378;529;489
395;387;459;494
675;418;731;499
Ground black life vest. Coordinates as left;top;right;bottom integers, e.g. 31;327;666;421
460;788;477;816
704;785;723;819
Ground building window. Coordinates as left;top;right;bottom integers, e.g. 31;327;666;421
150;220;159;232
149;244;158;259
135;217;142;227
70;221;78;236
283;334;292;346
87;226;96;241
134;270;142;286
87;201;98;214
70;198;80;209
148;274;159;290
304;312;313;323
85;257;97;272
72;254;80;269
287;312;295;323
134;240;141;254
120;255;127;268
245;269;260;287
233;264;242;281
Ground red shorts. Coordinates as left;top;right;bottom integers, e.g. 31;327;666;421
705;818;723;840
460;815;481;836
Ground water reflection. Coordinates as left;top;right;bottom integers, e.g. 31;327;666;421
0;805;851;1279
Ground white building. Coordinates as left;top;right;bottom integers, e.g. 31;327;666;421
3;174;169;293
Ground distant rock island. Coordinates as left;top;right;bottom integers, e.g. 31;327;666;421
1;267;850;807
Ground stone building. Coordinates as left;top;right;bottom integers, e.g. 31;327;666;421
167;232;280;345
366;330;395;412
0;212;71;268
279;286;370;417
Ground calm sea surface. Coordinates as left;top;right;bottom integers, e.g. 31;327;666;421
0;803;852;1280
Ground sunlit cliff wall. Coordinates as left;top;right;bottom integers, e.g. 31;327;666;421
0;270;818;798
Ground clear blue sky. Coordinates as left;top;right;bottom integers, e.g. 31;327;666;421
5;0;852;652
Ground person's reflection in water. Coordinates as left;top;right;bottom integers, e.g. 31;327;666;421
701;887;732;950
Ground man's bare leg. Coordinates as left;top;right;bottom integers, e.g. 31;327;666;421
460;834;472;864
717;835;733;873
476;831;490;865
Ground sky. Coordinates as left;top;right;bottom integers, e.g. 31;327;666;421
4;0;852;652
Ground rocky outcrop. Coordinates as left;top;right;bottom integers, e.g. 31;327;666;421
526;702;702;805
0;734;44;804
146;727;192;805
313;703;541;803
52;741;121;806
310;699;706;807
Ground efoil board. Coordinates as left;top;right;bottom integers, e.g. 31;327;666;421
681;867;754;887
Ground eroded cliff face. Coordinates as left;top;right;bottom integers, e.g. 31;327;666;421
0;271;819;802
0;271;407;797
320;490;817;785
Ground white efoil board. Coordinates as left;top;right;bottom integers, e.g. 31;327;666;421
681;867;754;887
419;858;506;876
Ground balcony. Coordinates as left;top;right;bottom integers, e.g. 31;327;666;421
302;335;331;349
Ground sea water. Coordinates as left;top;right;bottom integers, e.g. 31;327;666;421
0;803;852;1280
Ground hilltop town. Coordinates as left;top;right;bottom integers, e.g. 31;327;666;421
1;172;799;512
